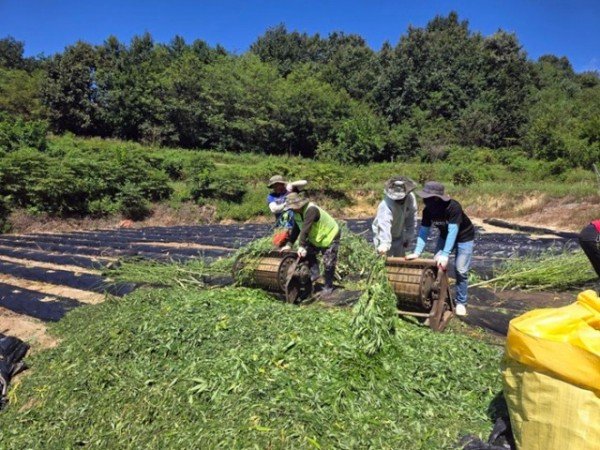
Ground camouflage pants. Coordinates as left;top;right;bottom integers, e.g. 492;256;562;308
306;233;341;289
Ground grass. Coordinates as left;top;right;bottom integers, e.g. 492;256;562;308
0;285;502;449
475;250;597;291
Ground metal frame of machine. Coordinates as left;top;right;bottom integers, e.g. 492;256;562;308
385;257;455;332
232;250;313;304
233;252;454;331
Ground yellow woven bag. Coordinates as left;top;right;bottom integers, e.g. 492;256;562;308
502;290;600;450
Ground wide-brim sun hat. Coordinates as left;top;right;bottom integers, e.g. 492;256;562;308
416;181;450;202
268;175;287;187
384;176;417;201
285;192;309;210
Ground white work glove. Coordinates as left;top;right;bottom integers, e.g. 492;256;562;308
377;244;390;255
287;180;308;192
297;246;308;258
280;244;292;252
436;254;449;270
433;251;443;262
405;253;420;260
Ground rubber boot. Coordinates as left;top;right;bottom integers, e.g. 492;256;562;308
310;263;320;283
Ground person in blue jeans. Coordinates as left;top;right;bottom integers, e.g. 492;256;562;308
406;181;475;316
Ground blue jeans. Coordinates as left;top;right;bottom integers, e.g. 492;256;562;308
435;239;474;306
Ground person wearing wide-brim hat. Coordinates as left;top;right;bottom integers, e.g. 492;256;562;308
372;176;418;257
267;175;308;229
281;192;340;296
406;181;475;316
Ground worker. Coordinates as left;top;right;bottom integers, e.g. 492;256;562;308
406;181;474;316
579;219;600;278
267;175;308;229
267;175;291;227
372;176;418;257
281;192;340;296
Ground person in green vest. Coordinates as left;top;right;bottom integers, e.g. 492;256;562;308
281;192;341;295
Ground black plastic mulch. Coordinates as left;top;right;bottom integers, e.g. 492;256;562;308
0;245;110;270
0;261;135;297
0;333;29;410
0;282;82;322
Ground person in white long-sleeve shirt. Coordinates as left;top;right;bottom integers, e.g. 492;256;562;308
266;175;308;229
372;176;418;257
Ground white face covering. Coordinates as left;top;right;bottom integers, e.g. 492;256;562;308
385;181;407;201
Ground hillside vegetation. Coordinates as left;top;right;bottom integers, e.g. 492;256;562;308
0;134;598;231
1;12;599;229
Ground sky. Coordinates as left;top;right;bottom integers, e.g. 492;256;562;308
1;0;599;72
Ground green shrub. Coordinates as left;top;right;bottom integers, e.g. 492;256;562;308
190;167;248;204
118;183;152;221
0;143;172;217
215;186;267;221
417;165;437;184
159;154;186;180
452;168;476;186
88;197;120;217
0;195;12;233
185;154;216;179
0;114;48;152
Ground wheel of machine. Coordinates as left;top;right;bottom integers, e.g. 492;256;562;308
429;272;456;332
279;255;299;290
419;267;436;310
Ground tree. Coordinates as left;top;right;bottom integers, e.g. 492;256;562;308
316;102;389;164
318;32;378;101
0;36;25;69
198;54;285;152
375;12;484;127
0;68;45;118
41;41;100;134
250;24;324;75
276;66;353;157
458;31;532;147
97;33;176;144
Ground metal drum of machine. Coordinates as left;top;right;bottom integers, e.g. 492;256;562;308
385;257;454;331
232;250;313;304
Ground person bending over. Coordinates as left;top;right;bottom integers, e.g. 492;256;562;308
281;192;340;296
406;181;474;316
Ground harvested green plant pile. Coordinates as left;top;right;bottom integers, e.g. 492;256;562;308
484;251;596;290
0;286;501;449
351;257;398;355
109;258;210;286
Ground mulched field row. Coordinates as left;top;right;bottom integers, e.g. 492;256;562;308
0;220;578;328
0;282;82;322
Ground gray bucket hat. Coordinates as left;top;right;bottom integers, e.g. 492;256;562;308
384;176;417;201
285;192;309;210
416;181;450;202
268;175;287;187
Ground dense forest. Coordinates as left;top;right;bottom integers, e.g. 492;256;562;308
1;12;599;165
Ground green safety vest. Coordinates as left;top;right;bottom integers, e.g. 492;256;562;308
295;202;340;248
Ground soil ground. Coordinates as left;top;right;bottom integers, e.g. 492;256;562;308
0;307;58;351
